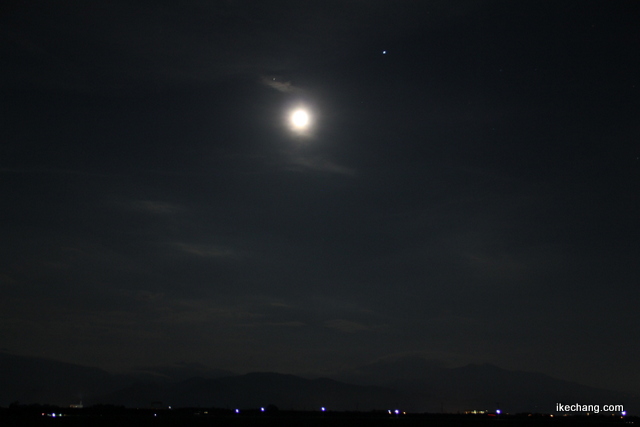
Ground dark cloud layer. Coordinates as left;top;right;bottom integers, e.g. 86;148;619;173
1;0;639;395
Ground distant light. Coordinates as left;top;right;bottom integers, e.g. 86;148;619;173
388;410;392;414
235;409;240;414
395;409;400;415
321;407;326;412
261;407;265;412
496;409;501;414
52;414;56;418
382;50;387;54
622;411;627;416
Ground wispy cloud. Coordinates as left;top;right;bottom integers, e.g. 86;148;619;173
287;155;356;176
324;319;370;333
261;321;307;328
261;75;302;93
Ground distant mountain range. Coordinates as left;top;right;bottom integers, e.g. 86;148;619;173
0;352;231;408
1;352;637;414
96;372;401;411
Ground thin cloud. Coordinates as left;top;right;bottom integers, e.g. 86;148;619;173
260;321;307;328
287;155;357;176
261;75;301;93
324;319;370;333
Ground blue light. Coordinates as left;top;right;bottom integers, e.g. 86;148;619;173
321;407;326;412
496;409;501;414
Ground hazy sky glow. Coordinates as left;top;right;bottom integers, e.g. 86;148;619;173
1;0;639;394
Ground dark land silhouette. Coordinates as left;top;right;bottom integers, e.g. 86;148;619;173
1;404;637;427
1;352;637;414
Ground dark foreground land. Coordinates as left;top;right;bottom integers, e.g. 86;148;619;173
1;407;635;427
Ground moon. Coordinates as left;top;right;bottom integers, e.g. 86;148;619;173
290;109;310;130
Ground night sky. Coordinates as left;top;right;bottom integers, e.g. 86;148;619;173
1;1;639;395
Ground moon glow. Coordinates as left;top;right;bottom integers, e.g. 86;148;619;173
290;109;310;129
